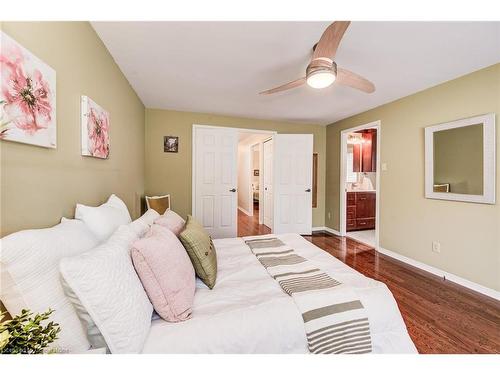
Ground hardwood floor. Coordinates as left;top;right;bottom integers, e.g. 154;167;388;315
237;204;271;237
304;233;500;354
237;212;500;353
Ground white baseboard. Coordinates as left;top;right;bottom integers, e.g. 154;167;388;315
312;226;499;301
377;246;500;301
312;226;342;236
238;207;252;216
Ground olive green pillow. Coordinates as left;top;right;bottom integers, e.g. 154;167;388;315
179;216;217;289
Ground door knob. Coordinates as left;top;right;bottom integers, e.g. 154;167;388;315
229;188;236;192
305;188;311;192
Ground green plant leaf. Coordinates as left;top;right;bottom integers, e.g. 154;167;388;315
0;308;60;354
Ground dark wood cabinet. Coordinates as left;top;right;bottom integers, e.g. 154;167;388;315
362;131;376;172
353;143;361;172
346;191;376;231
352;129;377;173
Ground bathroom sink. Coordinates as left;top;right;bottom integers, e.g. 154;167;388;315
347;176;375;192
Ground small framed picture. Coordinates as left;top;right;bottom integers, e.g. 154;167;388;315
254;169;259;176
164;136;179;153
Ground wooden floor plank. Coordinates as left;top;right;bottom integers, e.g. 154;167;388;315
237;211;500;354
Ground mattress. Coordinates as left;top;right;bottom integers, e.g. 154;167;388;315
142;233;417;353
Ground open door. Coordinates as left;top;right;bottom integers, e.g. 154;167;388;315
263;139;274;229
273;134;313;235
193;126;238;238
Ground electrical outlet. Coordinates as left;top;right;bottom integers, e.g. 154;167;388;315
432;241;441;253
327;212;331;220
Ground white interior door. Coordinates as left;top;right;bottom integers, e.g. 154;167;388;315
193;127;238;238
273;134;313;235
263;139;274;229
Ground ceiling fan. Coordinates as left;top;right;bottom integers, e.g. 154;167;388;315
259;21;375;95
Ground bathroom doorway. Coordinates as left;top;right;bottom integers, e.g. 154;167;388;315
339;121;381;249
236;131;273;236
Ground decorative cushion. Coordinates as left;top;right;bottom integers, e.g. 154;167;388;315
75;194;132;242
60;225;153;354
154;209;185;236
179;216;218;289
0;219;99;353
58;210;159;352
145;194;171;215
131;225;195;322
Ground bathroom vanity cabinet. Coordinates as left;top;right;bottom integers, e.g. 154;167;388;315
346;191;376;231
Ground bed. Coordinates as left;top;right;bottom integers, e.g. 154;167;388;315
1;197;416;354
142;233;417;353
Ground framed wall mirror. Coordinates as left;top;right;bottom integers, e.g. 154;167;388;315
425;113;496;204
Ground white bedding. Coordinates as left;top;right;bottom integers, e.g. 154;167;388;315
142;233;417;353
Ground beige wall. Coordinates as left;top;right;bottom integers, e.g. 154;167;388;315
0;22;145;236
145;109;326;227
325;64;500;291
434;124;483;195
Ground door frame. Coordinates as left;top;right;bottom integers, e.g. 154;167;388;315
339;120;381;249
248;141;269;222
192;124;276;232
261;137;275;230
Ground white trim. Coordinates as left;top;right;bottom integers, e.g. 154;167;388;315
191;126;196;219
377;246;500;301
311;226;500;300
236;127;276;135
424;113;496;204
192;124;276;134
312;226;342;236
245;144;254;216
339;120;381;250
262;137;274;231
238;206;252;216
258;141;265;224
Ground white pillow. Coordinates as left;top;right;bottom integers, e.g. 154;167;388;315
60;210;159;352
60;225;153;354
128;209;160;237
0;219;99;353
75;194;132;242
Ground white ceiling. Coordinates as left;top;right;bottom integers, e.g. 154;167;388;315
92;22;500;125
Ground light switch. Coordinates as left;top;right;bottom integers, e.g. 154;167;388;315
381;163;387;171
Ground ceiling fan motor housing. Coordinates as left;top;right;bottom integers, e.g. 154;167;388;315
306;58;337;79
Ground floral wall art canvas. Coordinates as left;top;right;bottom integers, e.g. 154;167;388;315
81;95;110;159
0;31;57;148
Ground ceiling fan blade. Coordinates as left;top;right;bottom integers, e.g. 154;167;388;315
259;77;306;95
336;68;375;93
312;21;350;61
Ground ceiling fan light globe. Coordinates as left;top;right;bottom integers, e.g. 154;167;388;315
306;71;336;89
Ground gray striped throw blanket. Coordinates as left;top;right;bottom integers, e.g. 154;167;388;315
245;237;372;354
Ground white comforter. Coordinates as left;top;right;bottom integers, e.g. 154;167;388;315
142;233;417;353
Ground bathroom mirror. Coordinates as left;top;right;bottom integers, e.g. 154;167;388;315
425;113;495;204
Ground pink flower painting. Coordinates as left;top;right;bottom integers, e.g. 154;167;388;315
0;31;56;148
81;96;110;159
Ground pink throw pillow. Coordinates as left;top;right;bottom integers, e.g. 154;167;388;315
154;209;186;236
131;224;195;322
